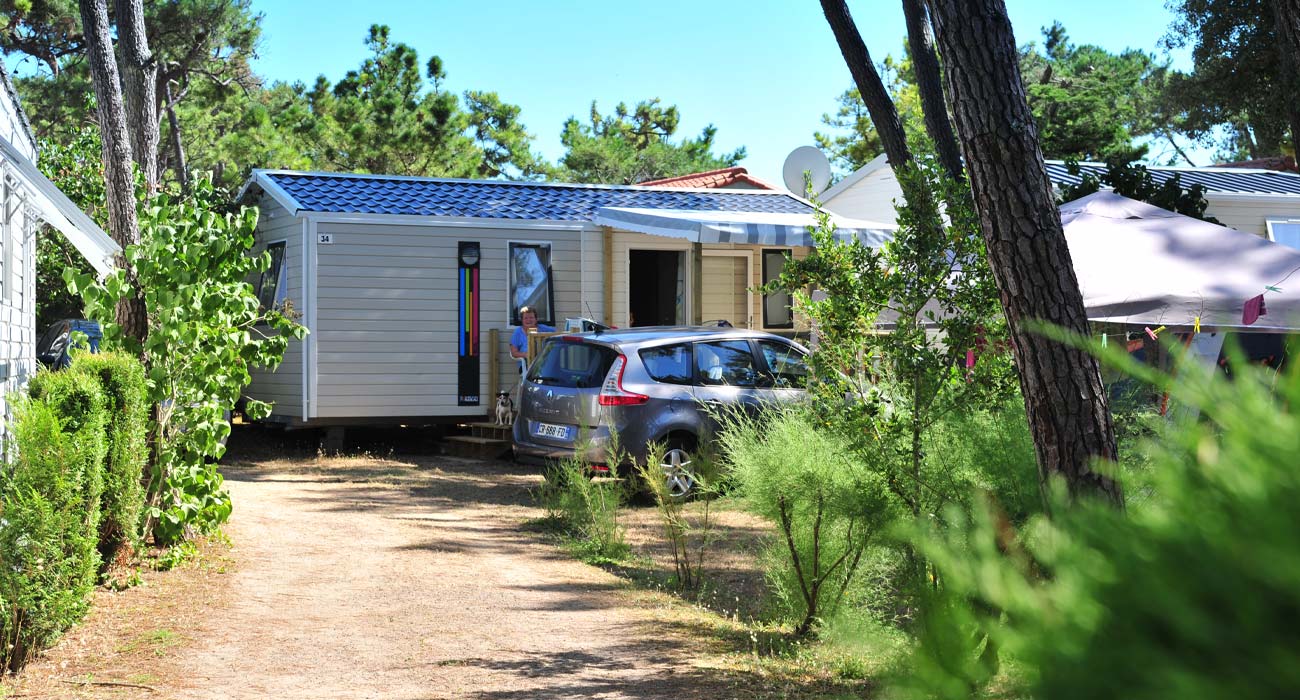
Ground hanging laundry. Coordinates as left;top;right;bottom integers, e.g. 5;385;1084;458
1242;294;1268;326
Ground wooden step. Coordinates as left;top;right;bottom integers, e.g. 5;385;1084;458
444;434;512;460
462;421;515;440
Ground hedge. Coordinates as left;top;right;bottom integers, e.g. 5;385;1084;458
1;368;108;670
73;353;149;560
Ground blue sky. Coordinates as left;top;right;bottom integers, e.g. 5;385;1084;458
239;1;1190;183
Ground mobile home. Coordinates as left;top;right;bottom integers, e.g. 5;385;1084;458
237;170;889;426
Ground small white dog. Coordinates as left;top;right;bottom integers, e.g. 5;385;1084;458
494;391;515;425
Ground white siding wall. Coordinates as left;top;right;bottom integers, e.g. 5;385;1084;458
246;195;305;420
822;168;906;225
312;221;584;419
1204;197;1300;238
823;166;1300;240
0;205;36;441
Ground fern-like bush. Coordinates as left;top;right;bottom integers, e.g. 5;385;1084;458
720;406;898;635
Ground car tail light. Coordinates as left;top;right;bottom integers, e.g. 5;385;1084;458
598;355;649;406
590;464;611;473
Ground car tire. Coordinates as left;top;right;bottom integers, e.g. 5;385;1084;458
659;437;698;501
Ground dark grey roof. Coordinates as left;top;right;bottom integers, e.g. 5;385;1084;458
1045;161;1300;196
249;170;813;220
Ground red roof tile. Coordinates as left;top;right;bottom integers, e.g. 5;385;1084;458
639;166;779;190
1215;155;1298;173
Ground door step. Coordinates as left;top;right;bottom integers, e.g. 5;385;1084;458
444;434;512;460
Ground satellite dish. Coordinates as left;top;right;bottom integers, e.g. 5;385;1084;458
782;145;832;196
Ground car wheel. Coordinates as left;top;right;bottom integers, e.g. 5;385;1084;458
660;440;697;500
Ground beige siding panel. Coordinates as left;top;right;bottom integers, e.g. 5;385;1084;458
246;194;305;419
701;254;752;328
314;221;584;419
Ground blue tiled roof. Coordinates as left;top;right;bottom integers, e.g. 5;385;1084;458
255;171;813;220
1045;161;1300;196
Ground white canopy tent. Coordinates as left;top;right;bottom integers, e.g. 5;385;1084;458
1062;191;1300;333
592;206;895;248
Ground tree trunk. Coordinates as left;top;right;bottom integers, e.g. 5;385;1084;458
924;0;1123;508
820;0;912;168
1272;0;1300;153
79;0;148;344
164;81;190;193
902;0;963;180
115;0;160;195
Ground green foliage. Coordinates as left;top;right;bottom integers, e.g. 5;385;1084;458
68;176;305;545
720;406;898;636
302;24;546;179
815;48;926;176
1162;0;1297;160
72;352;149;560
770;156;1014;526
0;371;108;670
537;458;629;564
1057;156;1218;222
902;344;1300;699
34;127;106;329
634;441;723;591
1019;22;1163;162
555;98;745;184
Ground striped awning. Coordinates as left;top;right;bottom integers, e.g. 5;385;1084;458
592;207;894;247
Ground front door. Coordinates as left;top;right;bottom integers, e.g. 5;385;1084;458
629;249;684;327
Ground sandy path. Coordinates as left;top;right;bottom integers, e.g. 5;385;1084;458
167;454;741;700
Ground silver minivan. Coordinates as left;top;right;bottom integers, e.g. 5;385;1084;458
512;326;810;496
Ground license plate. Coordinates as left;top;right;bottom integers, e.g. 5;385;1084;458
533;422;571;440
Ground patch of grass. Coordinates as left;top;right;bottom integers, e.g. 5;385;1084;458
117;629;179;658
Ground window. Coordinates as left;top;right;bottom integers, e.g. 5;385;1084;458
762;249;793;328
527;340;616;388
509;242;554;326
640;343;692;384
693;340;759;387
1267;218;1300;250
257;242;287;309
757;340;809;389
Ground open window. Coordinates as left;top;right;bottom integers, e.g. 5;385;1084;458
762;249;793;329
1267;217;1300;250
257;241;287;310
509;242;554;326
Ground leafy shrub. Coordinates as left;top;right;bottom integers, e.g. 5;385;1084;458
538;458;629;564
902;349;1300;699
925;399;1040;525
721;406;898;635
0;372;109;670
69;176;305;545
72;352;148;560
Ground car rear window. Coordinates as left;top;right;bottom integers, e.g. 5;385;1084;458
639;343;692;384
527;340;617;388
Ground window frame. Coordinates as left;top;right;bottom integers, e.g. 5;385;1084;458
257;240;288;311
1266;216;1300;250
638;342;694;386
507;240;556;327
753;338;810;389
691;339;762;388
761;248;795;330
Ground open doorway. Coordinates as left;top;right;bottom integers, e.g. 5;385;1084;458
629;250;684;327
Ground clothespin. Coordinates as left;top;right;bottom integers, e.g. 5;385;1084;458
1266;285;1282;293
1144;325;1166;341
1193;316;1201;334
1101;333;1108;348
